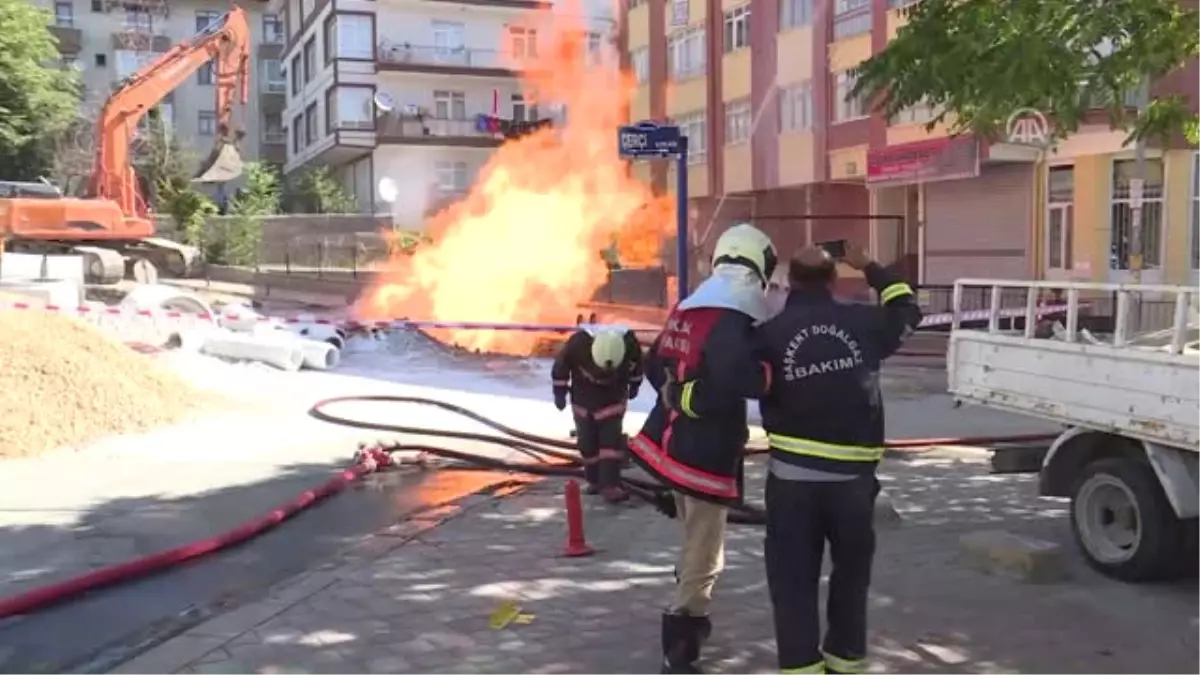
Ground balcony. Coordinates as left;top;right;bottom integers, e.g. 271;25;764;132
377;43;518;78
261;79;287;95
110;30;171;53
376;114;504;148
263;131;287;145
49;25;82;54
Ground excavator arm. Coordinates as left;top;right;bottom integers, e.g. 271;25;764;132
89;6;251;219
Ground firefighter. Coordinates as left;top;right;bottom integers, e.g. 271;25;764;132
755;243;920;674
552;326;644;503
626;223;778;674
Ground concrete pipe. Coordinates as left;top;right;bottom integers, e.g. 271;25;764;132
295;339;341;371
284;322;346;351
119;284;217;325
200;331;305;371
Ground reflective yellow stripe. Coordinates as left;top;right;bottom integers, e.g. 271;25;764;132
679;381;700;418
880;282;914;303
768;434;884;462
822;652;865;673
781;661;826;674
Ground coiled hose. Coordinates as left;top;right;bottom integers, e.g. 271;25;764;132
307;395;1061;526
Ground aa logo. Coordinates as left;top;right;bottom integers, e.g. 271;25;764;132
1005;108;1051;147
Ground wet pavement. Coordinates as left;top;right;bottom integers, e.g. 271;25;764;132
110;451;1199;674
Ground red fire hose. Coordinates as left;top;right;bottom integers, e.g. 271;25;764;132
0;395;1060;621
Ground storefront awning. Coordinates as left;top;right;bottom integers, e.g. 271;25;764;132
866;136;981;188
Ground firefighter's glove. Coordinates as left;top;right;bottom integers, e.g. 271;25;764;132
652;490;678;519
553;390;567;411
658;368;682;412
628;383;641;400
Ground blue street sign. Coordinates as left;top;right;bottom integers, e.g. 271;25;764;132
618;121;683;158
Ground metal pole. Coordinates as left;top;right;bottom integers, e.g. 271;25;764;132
1129;78;1150;331
676;136;690;302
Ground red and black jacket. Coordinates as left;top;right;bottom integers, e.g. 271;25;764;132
627;306;770;504
551;329;644;420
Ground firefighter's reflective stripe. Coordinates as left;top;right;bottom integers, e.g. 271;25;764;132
879;281;914;304
760;360;773;393
593;403;626;420
768;434;884;463
572;404;589;418
822;652;865;673
781;661;826;674
628;433;739;499
597;447;623;460
552;379;569;386
679;381;699;418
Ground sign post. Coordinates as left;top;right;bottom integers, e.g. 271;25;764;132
617;120;691;302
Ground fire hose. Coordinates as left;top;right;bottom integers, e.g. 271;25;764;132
0;395;1059;620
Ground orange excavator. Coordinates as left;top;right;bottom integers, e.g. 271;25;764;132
0;7;251;285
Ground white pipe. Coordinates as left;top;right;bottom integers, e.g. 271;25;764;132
200;331;305;371
284;322;346;351
296;339;340;371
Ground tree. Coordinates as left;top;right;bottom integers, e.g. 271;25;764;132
209;161;280;266
286;165;358;214
0;0;83;180
851;0;1200;145
135;108;194;209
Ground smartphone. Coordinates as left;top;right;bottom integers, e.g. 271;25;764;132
818;239;848;259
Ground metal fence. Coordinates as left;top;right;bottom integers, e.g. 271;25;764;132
254;232;397;278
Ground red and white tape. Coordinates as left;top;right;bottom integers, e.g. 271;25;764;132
0;299;1070;334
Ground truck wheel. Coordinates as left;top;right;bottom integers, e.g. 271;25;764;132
1071;456;1185;582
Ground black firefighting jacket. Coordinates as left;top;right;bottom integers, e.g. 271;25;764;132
627;302;770;505
551;328;644;421
685;263;922;477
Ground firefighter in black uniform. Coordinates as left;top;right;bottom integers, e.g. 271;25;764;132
627;223;778;674
552;326;644;503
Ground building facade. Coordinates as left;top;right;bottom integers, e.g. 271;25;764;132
271;0;613;224
41;0;282;181
622;0;1199;288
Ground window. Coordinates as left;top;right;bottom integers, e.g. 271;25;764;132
90;0;102;12
197;62;214;85
304;102;319;144
779;81;813;132
833;0;871;39
292;113;303;153
263;14;284;44
435;161;470;194
1109;158;1164;270
325;14;373;62
327;86;374;130
510;93;538;122
197;111;216;136
195;11;221;33
586;31;603;63
94;53;107;67
114;50;155;79
433;91;467;120
833;71;867;122
725;100;751;145
894;99;937;125
1191;152;1199;272
262;59;285;92
54;2;74;27
780;0;811;29
263;113;284;143
303;37;317;83
675;112;707;164
433;20;466;55
1046;166;1075;271
723;5;750;53
668;28;705;80
509;26;538;60
630;47;650;84
60;56;80;70
290;54;301;95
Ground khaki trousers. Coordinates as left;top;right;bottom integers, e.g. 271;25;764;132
670;492;729;616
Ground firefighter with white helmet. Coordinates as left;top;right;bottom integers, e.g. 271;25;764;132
626;222;778;673
552;324;644;503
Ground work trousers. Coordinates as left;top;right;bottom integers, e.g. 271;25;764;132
764;472;879;674
670;493;728;616
573;414;624;490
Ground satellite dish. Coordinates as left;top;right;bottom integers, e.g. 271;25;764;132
373;91;396;113
378;177;398;204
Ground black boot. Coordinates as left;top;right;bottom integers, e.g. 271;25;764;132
660;612;707;674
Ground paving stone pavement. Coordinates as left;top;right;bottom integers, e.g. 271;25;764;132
112;453;1199;675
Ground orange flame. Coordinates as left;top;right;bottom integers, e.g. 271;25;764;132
355;1;672;355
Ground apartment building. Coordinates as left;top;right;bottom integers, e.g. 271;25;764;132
623;0;1199;287
41;0;285;182
270;0;613;223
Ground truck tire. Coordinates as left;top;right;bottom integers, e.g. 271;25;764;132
1070;456;1187;582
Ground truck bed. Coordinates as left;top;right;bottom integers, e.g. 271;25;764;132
947;279;1200;451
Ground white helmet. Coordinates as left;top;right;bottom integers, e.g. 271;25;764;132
590;330;627;370
711;223;778;285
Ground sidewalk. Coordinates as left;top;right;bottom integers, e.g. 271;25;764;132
114;452;1199;675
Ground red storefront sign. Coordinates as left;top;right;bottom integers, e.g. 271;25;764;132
867;136;981;187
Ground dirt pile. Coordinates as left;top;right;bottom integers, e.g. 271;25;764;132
0;310;208;458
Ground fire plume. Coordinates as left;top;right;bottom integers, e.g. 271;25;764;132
355;1;672;355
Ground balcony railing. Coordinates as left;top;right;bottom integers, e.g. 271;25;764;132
263;131;286;144
377;115;500;140
262;30;285;45
261;79;286;94
377;43;513;70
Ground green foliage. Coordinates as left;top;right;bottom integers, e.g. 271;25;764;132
158;178;217;250
0;0;83;180
850;0;1200;146
287;166;358;214
207;162;280;266
136;108;196;209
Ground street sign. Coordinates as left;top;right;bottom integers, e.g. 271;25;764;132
1129;178;1145;208
618;121;683;158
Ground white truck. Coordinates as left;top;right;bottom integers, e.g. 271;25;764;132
947;279;1198;582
